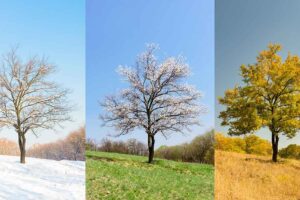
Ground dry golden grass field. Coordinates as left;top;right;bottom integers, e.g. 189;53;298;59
215;150;300;200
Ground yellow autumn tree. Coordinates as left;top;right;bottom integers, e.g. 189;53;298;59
219;44;300;162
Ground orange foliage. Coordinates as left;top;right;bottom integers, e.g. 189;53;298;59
0;138;19;156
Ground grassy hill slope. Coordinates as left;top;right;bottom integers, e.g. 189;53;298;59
86;151;214;200
215;150;300;200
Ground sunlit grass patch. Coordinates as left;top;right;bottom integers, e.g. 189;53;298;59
86;151;214;200
215;150;300;200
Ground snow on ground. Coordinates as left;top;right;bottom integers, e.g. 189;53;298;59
0;155;85;200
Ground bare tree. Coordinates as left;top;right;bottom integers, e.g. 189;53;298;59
0;49;71;163
101;44;205;163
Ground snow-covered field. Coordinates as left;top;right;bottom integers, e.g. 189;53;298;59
0;155;85;200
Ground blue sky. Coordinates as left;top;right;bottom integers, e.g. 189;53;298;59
0;1;85;147
86;0;214;147
216;0;300;147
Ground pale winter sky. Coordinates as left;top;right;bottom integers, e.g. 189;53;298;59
86;0;214;148
0;1;85;147
216;0;300;148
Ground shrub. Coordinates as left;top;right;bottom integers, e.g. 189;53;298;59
244;135;272;155
279;144;300;160
215;133;245;153
215;133;272;156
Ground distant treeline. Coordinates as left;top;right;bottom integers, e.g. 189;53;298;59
0;139;19;156
156;130;214;164
86;130;214;164
0;127;85;161
215;133;300;160
215;133;272;155
279;144;300;160
86;138;148;156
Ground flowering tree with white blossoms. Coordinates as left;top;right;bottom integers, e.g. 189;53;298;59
101;44;206;163
0;49;71;163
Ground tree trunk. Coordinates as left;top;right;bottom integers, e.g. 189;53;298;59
271;132;279;162
147;135;155;163
18;133;26;164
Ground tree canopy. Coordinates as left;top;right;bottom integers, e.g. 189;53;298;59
0;49;71;163
219;44;300;162
101;44;205;163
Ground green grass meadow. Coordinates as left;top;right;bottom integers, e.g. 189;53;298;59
86;151;214;200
